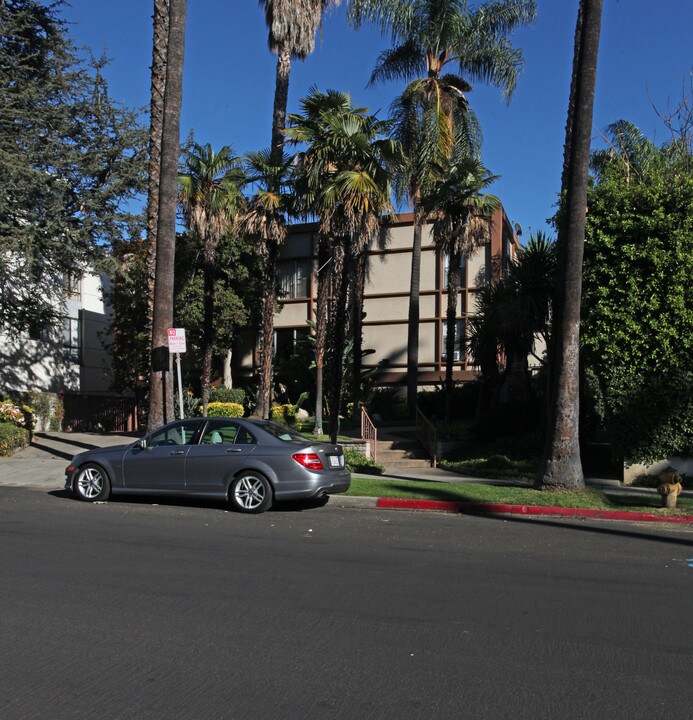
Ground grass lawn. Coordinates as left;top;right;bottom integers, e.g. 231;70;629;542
347;476;693;516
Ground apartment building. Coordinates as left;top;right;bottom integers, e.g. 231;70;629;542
0;272;113;394
238;205;520;388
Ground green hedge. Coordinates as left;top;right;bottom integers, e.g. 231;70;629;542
206;402;244;418
0;421;30;457
344;449;385;475
209;387;246;405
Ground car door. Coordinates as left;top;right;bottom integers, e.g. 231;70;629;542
123;419;203;491
184;420;257;494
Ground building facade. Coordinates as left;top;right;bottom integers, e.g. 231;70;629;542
0;272;113;394
238;205;520;388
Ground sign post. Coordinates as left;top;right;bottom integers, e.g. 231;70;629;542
167;328;187;419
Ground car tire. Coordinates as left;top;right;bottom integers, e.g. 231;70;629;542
229;472;273;514
74;463;111;502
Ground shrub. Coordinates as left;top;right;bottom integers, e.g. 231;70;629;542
344;449;385;475
24;391;63;431
365;387;409;421
608;369;693;464
209;386;246;405
206;402;244;418
0;421;30;457
0;399;28;427
417;381;481;420
178;390;201;418
271;403;299;428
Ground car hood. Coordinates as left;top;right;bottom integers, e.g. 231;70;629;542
69;442;136;465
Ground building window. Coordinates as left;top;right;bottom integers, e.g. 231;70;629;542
62;315;80;360
277;260;310;299
274;328;309;362
442;253;466;288
28;318;51;342
441;320;464;363
64;274;80;299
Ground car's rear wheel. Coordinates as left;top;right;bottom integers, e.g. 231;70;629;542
230;472;273;514
74;463;111;502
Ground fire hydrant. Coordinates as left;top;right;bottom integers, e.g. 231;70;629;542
657;467;683;509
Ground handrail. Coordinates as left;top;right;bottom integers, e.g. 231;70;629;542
415;406;437;468
360;407;378;464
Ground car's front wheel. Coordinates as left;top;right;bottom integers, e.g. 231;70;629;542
74;463;111;502
230;472;273;514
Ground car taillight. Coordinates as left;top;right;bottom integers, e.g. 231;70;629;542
292;451;324;470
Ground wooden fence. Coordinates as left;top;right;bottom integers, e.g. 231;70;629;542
62;392;139;433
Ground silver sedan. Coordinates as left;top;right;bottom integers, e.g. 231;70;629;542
64;418;350;513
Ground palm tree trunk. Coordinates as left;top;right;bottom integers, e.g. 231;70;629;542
271;46;291;166
200;239;215;416
146;0;169;329
253;44;291;419
147;0;186;432
445;246;461;421
328;238;348;443
313;235;331;435
351;250;367;422
257;240;279;420
536;0;602;491
406;216;423;417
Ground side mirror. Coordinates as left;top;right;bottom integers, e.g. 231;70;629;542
137;438;148;449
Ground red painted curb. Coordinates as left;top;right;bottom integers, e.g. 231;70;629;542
374;497;693;524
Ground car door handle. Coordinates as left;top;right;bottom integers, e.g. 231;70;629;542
169;450;185;456
226;448;242;453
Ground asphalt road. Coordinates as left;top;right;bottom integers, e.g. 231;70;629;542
2;486;693;720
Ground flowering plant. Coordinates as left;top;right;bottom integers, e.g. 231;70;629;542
0;400;27;427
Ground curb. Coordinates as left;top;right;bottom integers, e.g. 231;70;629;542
337;496;693;525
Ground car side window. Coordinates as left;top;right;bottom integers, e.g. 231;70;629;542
235;427;256;445
149;421;200;447
201;423;239;445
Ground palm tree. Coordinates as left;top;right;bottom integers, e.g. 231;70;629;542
423;155;499;419
348;0;537;416
178;142;246;416
259;0;341;164
286;88;399;441
256;1;340;417
237;149;294;420
591;120;661;184
147;0;187;431
467;231;557;425
536;0;602;492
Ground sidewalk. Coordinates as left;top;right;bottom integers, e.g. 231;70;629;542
0;431;138;488
1;431;691;525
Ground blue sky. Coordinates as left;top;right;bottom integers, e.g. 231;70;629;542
63;0;692;239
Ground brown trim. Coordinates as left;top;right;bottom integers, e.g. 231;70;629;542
365;244;437;257
269;205;517;388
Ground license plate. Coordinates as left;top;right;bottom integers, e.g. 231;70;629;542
329;455;341;468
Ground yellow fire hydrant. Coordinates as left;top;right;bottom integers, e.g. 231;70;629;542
656;467;683;509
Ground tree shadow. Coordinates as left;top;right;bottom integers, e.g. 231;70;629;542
370;481;693;546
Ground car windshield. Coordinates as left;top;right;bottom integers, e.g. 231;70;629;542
251;421;310;443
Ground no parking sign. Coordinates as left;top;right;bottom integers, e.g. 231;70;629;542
167;328;186;354
168;329;186;419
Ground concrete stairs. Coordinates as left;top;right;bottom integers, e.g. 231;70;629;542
374;429;432;469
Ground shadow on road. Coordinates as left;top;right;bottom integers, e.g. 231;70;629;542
476;512;693;547
49;489;332;513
